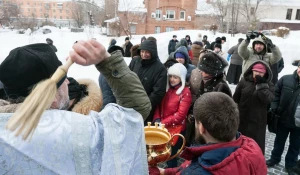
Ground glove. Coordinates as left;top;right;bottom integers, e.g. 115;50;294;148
227;54;231;62
246;31;253;41
263;37;275;48
255;75;267;84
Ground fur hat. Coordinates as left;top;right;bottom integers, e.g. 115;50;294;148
198;52;228;76
167;63;187;95
0;43;63;99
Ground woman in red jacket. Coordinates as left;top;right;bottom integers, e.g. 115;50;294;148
153;63;192;168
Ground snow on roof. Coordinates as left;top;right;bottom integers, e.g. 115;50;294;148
104;17;119;23
118;0;147;12
196;0;220;16
260;0;300;6
260;18;300;24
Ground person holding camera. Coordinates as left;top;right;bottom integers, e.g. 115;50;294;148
238;31;282;76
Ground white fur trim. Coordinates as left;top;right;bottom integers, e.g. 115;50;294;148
167;63;187;95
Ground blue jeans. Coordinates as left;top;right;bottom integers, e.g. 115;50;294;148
271;124;300;168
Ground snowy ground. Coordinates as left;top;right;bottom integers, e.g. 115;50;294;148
0;26;299;84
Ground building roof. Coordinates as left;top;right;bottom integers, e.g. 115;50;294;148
118;0;147;12
104;17;119;23
260;18;300;24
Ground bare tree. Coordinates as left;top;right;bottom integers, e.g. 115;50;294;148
213;0;229;33
0;3;19;27
228;0;240;36
238;0;265;30
70;2;86;28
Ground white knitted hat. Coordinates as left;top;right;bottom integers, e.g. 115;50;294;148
166;63;187;95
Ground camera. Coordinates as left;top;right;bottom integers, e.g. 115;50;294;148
248;31;260;39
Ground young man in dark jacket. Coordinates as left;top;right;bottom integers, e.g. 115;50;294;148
123;37;133;57
266;62;300;174
168;35;178;55
129;40;167;124
156;92;267;175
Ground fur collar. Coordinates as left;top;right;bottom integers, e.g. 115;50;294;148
71;79;102;115
0;79;102;115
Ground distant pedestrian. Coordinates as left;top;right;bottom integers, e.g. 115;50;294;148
202;35;210;49
123;36;133;57
168;35;178;54
185;35;192;46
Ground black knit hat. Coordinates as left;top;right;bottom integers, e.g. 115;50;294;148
214;43;222;50
125;37;130;41
67;77;88;101
221;36;226;42
0;43;63;99
198;52;228;76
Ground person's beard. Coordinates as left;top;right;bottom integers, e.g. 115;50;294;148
195;124;206;145
58;90;70;110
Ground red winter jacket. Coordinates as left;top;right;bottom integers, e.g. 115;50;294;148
153;86;192;131
165;134;267;175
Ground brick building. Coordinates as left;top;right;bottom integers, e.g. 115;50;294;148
105;0;218;36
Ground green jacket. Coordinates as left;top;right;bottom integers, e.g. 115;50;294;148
96;51;151;120
238;38;282;75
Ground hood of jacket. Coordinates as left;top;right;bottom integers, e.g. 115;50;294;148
137;40;158;60
180;133;265;171
252;37;267;55
110;39;117;46
0;79;102;115
243;60;273;83
175;38;188;50
174;46;190;67
71;79;102;115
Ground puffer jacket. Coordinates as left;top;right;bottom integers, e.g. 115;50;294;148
164;133;267;175
238;38;282;75
153;85;192;131
271;70;300;128
129;40;167;123
191;42;203;66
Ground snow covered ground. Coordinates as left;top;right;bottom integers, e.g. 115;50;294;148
0;26;299;85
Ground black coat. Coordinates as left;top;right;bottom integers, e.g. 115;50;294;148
168;39;178;54
271;70;300;128
129;40;167;123
270;58;284;85
233;61;275;154
124;41;133;57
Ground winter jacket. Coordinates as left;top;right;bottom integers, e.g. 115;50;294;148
173;46;196;81
168;39;178;54
270;70;300;128
168;39;193;64
49;44;57;52
270;58;284;85
153;85;192;131
98;75;116;110
233;60;275;154
191;42;203;66
189;68;232;104
129;40;167;123
228;44;243;65
202;40;211;49
238;38;282;75
164;133;267;175
123;41;133;57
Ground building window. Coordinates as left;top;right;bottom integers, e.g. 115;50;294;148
180;11;185;20
166;10;175;19
57;3;63;8
156;10;161;19
250;7;255;15
130;25;136;34
179;27;185;30
155;26;160;33
286;9;292;20
296;9;300;20
166;27;174;32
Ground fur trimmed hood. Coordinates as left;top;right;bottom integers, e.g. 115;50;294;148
0;79;102;115
71;79;102;115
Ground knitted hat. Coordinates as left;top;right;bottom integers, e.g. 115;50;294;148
198;52;228;76
167;63;187;95
0;43;63;99
252;63;266;73
125;36;130;41
215;37;222;44
173;35;177;38
221;36;226;42
175;52;186;59
203;35;208;40
214;43;222;50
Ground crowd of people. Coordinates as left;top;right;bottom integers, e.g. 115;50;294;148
0;31;299;175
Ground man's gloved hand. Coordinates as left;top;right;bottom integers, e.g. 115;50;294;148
246;31;253;41
264;37;275;48
255;75;267;84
